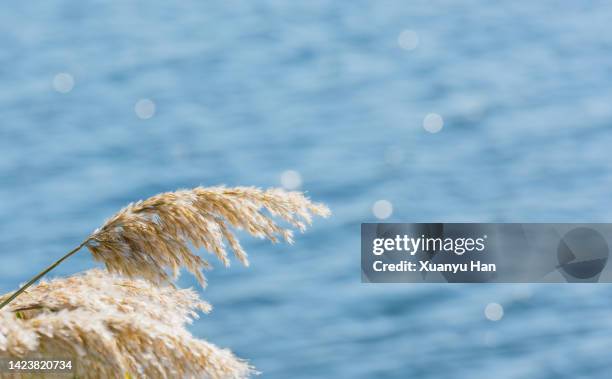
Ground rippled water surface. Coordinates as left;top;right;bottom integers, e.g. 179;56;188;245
2;1;612;378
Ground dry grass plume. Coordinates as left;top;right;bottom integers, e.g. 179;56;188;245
86;186;330;286
0;270;253;378
2;269;210;327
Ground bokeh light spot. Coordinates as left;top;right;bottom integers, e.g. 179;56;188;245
372;200;393;220
398;30;419;50
52;73;74;93
135;99;156;119
423;113;444;133
484;303;504;321
281;170;302;190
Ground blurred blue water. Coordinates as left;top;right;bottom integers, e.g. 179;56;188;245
2;1;612;378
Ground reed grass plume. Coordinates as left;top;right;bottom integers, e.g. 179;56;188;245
2;269;211;327
86;186;330;286
0;186;329;311
0;270;253;378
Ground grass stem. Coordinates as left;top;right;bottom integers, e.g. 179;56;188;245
0;239;89;310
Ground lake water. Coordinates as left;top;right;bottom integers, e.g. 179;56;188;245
2;1;612;378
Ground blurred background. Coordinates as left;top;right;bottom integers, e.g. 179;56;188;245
2;1;612;378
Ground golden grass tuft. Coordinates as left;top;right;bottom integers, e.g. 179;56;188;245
0;270;253;378
86;186;330;286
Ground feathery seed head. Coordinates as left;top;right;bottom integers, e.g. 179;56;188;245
0;271;253;378
4;269;210;326
85;186;330;286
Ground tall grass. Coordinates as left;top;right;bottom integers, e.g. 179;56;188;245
0;186;329;377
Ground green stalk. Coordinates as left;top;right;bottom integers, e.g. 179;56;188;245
0;239;90;310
